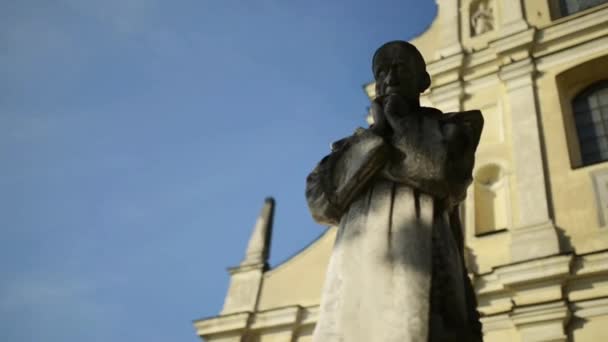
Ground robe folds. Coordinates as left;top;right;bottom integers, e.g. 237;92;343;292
306;108;483;342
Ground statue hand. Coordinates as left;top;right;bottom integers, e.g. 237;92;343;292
381;94;410;136
370;98;391;137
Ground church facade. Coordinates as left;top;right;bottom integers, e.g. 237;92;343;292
194;1;608;341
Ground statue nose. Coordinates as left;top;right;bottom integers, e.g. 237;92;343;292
386;69;399;85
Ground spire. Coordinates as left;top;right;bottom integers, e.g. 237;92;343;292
240;197;274;268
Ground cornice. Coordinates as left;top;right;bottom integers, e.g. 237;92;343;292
429;81;464;104
480;313;513;332
464;73;499;93
250;306;301;330
537;6;608;45
536;35;608;72
426;52;464;77
299;305;319;325
490;28;536;57
495;254;572;286
510;301;570;326
572;297;608;319
193;305;321;338
227;262;265;275
193;312;251;336
498;58;537;90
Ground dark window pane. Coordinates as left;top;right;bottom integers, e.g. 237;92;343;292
560;0;608;16
573;80;608;166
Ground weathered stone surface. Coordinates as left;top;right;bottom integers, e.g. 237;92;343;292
306;41;484;342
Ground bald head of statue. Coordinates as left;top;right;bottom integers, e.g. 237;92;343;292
372;41;431;103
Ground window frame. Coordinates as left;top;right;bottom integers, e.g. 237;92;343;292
571;80;608;167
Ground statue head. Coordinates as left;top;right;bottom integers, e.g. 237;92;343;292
372;41;431;101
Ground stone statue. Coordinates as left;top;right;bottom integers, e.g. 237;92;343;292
471;1;494;36
305;41;484;342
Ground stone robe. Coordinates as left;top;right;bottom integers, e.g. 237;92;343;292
306;107;483;342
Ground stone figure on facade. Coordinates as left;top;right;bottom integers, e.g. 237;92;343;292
305;41;484;341
471;1;494;36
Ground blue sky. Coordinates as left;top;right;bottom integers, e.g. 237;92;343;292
0;1;436;341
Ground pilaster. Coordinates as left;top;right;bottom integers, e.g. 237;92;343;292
498;58;560;262
499;0;529;37
436;0;463;58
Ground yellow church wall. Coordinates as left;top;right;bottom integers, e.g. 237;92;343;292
294;325;314;342
536;52;608;255
257;228;336;310
460;84;513;272
253;326;301;342
409;4;440;63
484;328;518;342
523;0;553;27
572;314;608;342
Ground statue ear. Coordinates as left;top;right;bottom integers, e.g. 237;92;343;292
418;71;431;93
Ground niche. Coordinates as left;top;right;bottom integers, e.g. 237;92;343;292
474;164;509;235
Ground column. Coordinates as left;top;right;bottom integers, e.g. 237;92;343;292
499;59;560;262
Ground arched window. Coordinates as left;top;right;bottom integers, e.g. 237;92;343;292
573;80;608;166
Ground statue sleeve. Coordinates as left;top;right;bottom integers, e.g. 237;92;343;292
442;110;484;206
305;129;390;226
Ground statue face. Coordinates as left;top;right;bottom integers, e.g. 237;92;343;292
374;47;421;100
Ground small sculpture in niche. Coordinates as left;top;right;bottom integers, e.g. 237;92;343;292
470;0;494;36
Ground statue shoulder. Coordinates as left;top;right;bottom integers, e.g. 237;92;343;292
420;106;444;119
442;110;485;151
443;110;484;125
330;127;373;152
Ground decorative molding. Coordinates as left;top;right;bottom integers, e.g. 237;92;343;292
509;221;561;263
464;73;499;92
536;35;608;72
466;46;498;69
481;313;513;332
250;306;301;330
429;81;465;112
498;58;536;90
228;263;264;275
511;301;570;342
511;301;570;326
427;52;464;78
573;250;608;276
491;28;535;56
299;305;320;325
194;312;251;336
572;297;608;319
495;255;572;286
538;6;608;44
